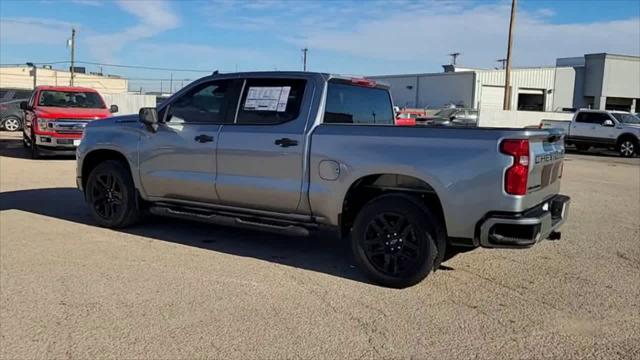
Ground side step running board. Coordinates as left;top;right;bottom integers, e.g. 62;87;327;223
148;205;312;237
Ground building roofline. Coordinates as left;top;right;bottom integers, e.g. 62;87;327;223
585;53;640;60
368;65;557;79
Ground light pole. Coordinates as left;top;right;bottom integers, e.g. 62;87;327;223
503;0;517;110
26;62;36;89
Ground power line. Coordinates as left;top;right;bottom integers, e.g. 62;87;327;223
76;61;212;73
1;60;213;73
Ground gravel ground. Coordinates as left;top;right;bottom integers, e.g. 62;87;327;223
1;131;639;359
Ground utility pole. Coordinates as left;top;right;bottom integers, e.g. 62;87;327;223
448;52;461;65
70;28;76;86
497;58;507;70
302;48;308;71
169;73;173;94
160;80;163;94
503;0;517;110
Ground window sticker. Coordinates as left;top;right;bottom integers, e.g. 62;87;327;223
244;86;291;112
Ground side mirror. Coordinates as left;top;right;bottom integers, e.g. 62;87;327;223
602;119;614;127
19;101;29;110
109;104;119;113
139;107;159;132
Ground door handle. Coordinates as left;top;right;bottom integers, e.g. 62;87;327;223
194;134;214;143
275;138;298;147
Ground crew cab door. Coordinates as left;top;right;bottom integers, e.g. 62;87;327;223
138;79;241;203
215;77;312;213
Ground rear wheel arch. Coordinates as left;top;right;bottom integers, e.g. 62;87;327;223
340;174;447;260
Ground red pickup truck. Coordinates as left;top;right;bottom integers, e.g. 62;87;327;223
20;86;118;158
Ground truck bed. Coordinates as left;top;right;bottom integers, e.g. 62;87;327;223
308;124;565;240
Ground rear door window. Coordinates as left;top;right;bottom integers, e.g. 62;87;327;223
576;112;610;124
236;78;306;125
323;81;393;125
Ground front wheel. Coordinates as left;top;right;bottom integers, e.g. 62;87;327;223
85;160;140;228
351;194;443;288
618;138;637;157
30;132;40;159
2;116;21;132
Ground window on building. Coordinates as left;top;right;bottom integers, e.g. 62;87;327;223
517;90;545;111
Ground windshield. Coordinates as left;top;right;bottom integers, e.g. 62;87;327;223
611;113;640;124
38;90;105;109
434;109;457;118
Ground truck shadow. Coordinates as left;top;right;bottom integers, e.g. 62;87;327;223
0;187;468;285
0;136;76;160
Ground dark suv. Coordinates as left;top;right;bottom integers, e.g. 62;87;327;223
0;88;33;132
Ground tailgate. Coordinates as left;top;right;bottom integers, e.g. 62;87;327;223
526;129;565;203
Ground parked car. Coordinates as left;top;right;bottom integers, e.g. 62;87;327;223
541;110;640;157
21;86;118;158
395;110;424;126
77;71;570;288
0;88;32;103
0;99;26;131
418;108;478;127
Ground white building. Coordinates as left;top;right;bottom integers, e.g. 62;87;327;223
369;53;640;113
0;65;128;94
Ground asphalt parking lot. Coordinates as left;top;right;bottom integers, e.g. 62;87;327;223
0;130;639;359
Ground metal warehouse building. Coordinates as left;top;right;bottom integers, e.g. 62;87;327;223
369;53;640;113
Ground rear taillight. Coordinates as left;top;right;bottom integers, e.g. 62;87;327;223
500;139;530;195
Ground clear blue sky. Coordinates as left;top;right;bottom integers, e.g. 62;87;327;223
1;0;639;91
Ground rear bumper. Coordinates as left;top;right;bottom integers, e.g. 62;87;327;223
479;194;570;248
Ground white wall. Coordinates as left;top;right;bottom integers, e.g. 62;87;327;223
417;72;474;109
474;68;557;111
369;72;475;109
602;55;640;98
103;93;156;115
0;66;128;94
478;110;573;128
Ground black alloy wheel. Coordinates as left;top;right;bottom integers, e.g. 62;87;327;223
90;172;124;220
362;212;421;277
85;160;140;228
351;194;443;288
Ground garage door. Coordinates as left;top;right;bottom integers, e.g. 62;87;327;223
480;86;505;110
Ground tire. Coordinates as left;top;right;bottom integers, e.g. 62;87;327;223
85;160;140;228
575;144;590;152
351;193;444;288
30;132;40;159
617;137;637;158
22;132;29;148
2;116;21;132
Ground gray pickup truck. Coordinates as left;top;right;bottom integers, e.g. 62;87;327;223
76;72;570;288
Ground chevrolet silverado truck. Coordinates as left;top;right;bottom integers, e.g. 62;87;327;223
541;110;640;157
76;72;570;288
21;86;118;158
